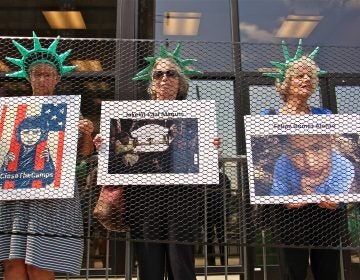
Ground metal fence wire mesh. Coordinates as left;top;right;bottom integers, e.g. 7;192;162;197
0;36;359;255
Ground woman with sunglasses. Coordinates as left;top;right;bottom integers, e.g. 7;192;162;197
94;44;220;280
135;53;194;280
150;66;186;100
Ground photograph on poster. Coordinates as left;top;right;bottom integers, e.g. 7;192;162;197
0;95;80;200
245;114;360;204
108;118;199;174
97;100;219;185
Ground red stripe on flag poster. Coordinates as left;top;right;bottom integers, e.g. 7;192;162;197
54;130;65;188
3;104;27;190
32;140;48;188
31;180;42;188
0;105;8;140
7;104;27;171
3;182;14;190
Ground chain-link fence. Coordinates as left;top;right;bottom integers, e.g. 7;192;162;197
0;37;359;277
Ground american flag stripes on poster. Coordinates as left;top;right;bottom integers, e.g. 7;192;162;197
0;95;80;200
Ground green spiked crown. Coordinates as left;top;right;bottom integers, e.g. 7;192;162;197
6;31;76;80
262;39;327;83
133;43;203;81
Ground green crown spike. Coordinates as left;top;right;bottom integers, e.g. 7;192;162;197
133;43;203;81
309;46;320;60
263;39;326;83
6;31;76;81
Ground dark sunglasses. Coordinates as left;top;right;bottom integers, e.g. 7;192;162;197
152;69;178;80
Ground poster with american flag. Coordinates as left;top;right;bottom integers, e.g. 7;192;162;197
0;95;80;200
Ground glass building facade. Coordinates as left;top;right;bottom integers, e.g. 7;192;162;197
0;0;359;278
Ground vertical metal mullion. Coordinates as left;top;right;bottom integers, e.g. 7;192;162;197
229;0;241;43
115;0;137;101
319;75;334;112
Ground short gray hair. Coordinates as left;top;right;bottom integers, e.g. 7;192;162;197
275;56;319;101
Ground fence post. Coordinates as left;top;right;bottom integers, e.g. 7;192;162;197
261;230;267;280
125;231;132;280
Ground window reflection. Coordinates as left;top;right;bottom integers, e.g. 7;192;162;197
188;80;237;156
238;0;360;47
155;0;231;42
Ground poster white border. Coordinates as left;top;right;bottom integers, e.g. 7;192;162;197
0;95;80;200
245;114;360;204
97;100;219;185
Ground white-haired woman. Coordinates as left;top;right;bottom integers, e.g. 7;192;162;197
261;40;346;280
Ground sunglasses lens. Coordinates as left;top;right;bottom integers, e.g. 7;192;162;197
166;70;177;77
153;71;163;79
152;70;177;79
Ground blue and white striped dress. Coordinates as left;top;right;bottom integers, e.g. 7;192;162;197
0;187;84;274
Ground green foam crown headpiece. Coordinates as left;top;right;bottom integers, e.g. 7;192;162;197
262;39;327;83
6;31;76;80
133;43;203;81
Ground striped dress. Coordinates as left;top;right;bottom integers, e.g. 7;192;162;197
0;97;84;274
0;187;84;274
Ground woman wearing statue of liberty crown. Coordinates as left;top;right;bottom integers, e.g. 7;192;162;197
261;39;347;280
0;32;94;279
